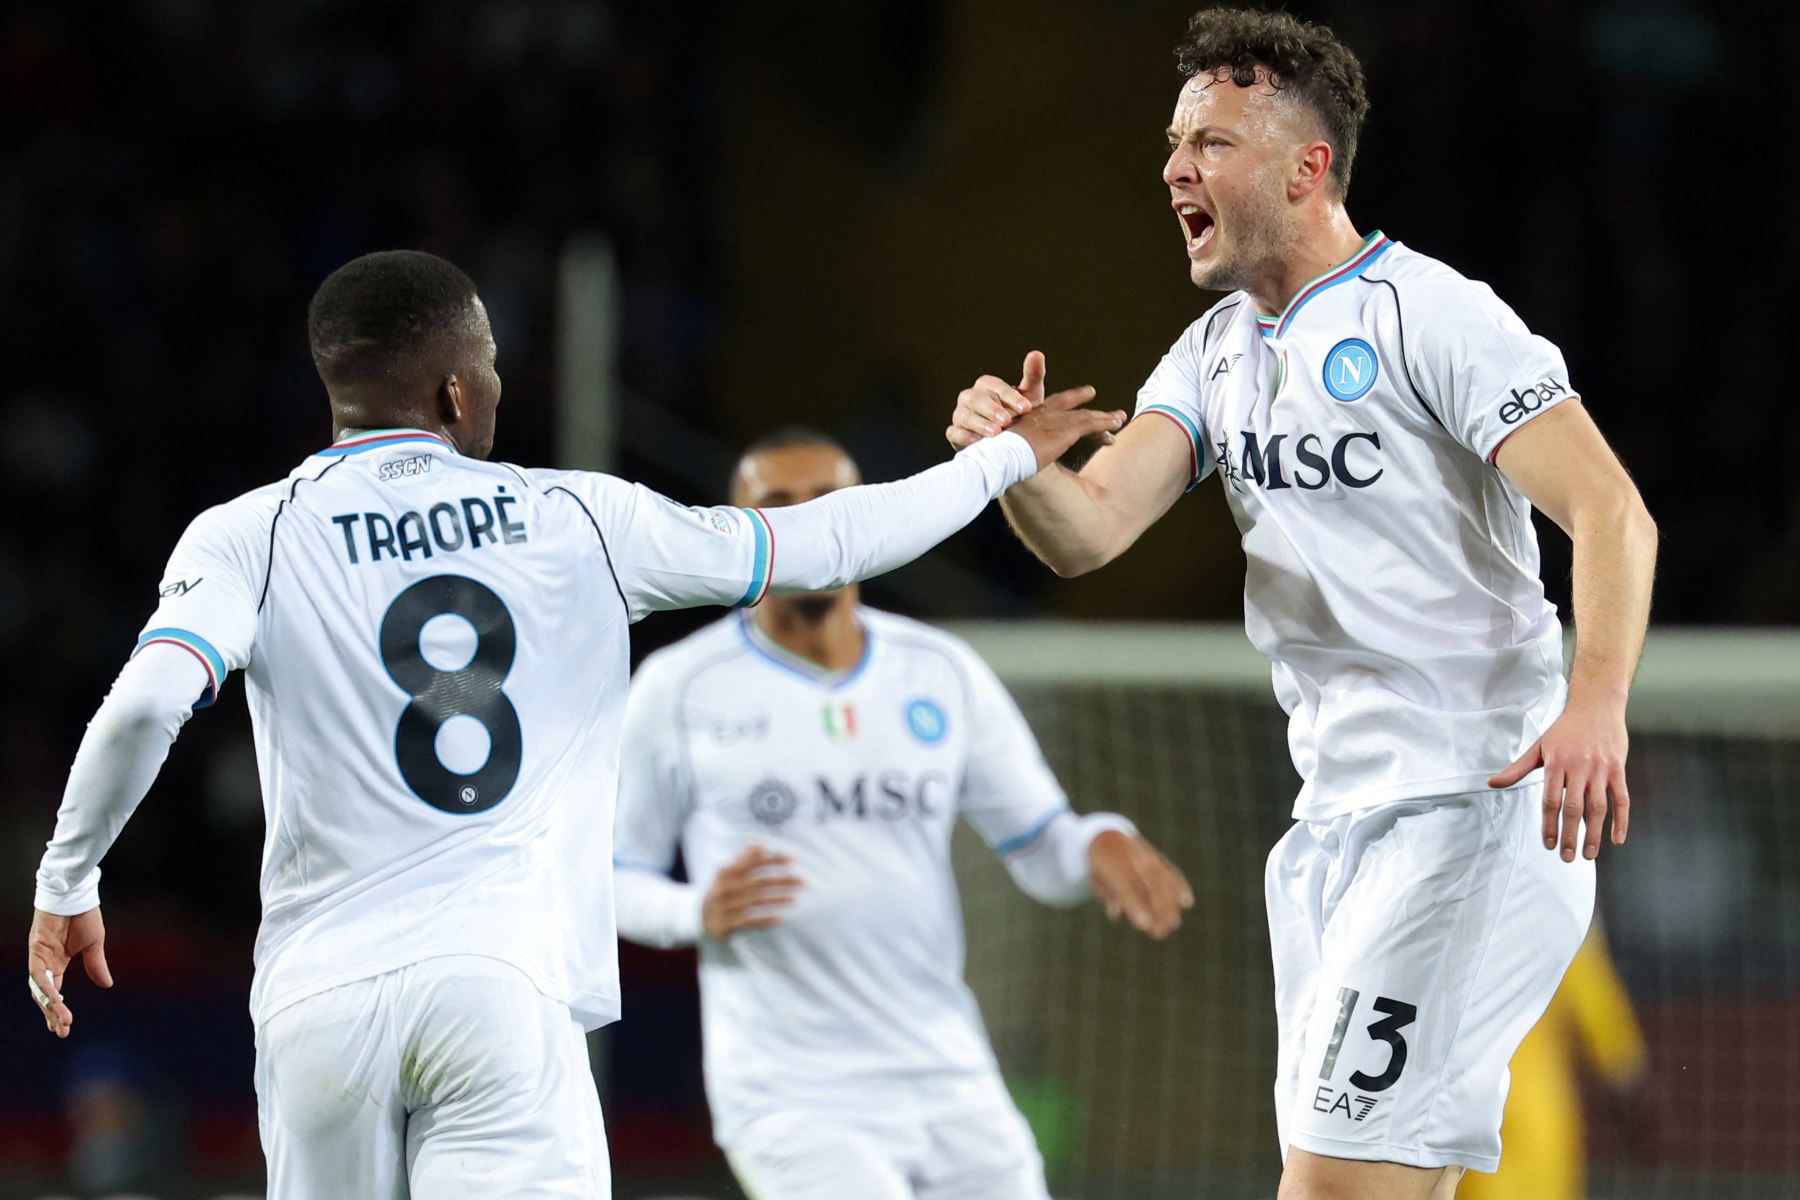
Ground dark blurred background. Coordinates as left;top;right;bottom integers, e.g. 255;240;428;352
2;0;1794;1196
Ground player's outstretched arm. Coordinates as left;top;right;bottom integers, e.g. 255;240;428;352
1487;398;1658;862
592;391;1123;617
28;643;212;1036
947;352;1192;577
754;399;1124;597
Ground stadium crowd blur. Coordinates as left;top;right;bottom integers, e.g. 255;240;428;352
2;0;1792;1195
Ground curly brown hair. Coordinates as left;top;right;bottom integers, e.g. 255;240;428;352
1174;7;1370;196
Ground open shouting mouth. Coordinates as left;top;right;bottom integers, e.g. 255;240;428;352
1176;202;1216;256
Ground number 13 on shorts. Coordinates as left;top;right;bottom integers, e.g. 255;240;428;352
1311;986;1419;1126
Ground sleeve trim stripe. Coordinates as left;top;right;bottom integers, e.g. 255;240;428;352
1137;405;1203;489
734;507;774;608
995;808;1069;857
135;628;225;706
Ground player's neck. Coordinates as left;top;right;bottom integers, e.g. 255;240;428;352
753;593;865;675
1253;212;1368;317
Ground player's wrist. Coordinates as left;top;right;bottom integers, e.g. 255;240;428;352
1565;673;1630;714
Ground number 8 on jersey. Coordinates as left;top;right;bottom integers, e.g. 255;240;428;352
379;574;522;814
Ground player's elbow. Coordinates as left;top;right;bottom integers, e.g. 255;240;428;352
1045;550;1107;579
1038;536;1124;578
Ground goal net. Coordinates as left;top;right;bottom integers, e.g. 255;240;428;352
944;622;1800;1200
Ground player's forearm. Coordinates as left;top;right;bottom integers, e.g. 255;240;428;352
758;432;1036;595
35;646;206;914
998;464;1128;578
1564;489;1658;707
1004;811;1138;906
612;865;704;948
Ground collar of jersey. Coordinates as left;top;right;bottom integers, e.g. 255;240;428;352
317;428;457;458
738;611;872;690
1256;230;1392;339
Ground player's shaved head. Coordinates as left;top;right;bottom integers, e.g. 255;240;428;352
307;250;502;458
729;428;862;509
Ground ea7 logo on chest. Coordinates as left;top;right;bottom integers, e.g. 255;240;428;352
1500;377;1568;425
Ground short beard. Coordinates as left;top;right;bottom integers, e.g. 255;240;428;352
1189;198;1292;295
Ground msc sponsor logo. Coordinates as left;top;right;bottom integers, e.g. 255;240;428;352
746;772;951;827
1322;338;1378;402
1216;430;1385;492
747;777;798;829
818;770;949;821
904;698;948;744
1500;376;1568;425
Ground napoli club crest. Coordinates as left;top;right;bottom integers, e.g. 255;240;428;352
747;778;798;829
1322;338;1378;402
904;698;948;745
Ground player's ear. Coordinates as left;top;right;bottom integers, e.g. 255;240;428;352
437;374;464;428
1289;139;1333;201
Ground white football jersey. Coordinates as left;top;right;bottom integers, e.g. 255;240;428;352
613;609;1069;1141
135;428;804;1028
1137;233;1573;819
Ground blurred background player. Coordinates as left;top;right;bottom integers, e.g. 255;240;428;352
946;9;1658;1199
25;250;1123;1197
612;428;1193;1200
1461;925;1648;1200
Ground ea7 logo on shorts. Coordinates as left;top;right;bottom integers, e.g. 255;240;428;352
1313;1087;1380;1122
1499;377;1567;425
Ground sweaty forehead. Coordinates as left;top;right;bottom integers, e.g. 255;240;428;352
1171;68;1293;134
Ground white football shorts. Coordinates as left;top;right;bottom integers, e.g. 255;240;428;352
1265;781;1594;1173
722;1080;1048;1200
253;955;609;1199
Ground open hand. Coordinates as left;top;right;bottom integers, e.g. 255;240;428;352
27;907;112;1038
1088;830;1193;940
947;351;1119;454
1489;697;1630;861
702;846;803;940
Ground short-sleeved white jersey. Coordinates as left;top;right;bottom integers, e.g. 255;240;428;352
1136;234;1573;819
613;609;1068;1140
138;428;789;1028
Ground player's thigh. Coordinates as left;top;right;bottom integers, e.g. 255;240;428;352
403;957;610;1199
915;1098;1050;1200
1288;788;1590;1172
254;978;407;1200
723;1111;912;1200
1278;1148;1460;1200
1266;818;1334;1148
